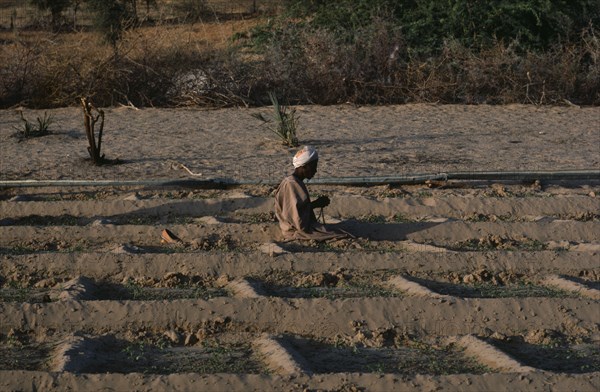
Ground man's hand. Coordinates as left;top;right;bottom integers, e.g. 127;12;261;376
312;195;330;209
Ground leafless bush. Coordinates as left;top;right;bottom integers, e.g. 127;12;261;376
436;31;599;105
0;19;597;109
251;18;408;104
0;39;44;107
0;28;211;108
251;20;599;106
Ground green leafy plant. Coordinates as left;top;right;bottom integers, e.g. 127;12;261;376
252;92;299;147
122;341;147;361
285;0;600;52
13;111;53;140
123;279;145;300
366;361;386;374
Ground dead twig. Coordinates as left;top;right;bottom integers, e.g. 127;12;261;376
171;162;203;177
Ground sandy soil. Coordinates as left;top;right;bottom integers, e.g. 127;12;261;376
0;104;599;391
1;104;598;181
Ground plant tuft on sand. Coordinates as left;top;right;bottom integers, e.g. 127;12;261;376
252;92;299;147
13;111;52;141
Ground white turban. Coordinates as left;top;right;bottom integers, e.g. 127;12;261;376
292;145;318;168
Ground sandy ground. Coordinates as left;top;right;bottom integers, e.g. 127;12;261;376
0;104;599;181
0;104;599;391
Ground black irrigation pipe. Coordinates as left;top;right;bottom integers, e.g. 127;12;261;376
0;170;598;188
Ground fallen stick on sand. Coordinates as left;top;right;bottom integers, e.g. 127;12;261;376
171;162;203;177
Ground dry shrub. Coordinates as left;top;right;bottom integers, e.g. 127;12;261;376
253;18;409;105
435;31;600;105
418;32;600;105
0;18;597;108
0;37;45;107
0;21;259;108
252;20;599;106
0;31;150;107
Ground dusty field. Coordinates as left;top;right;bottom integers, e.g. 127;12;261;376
0;104;599;391
1;104;599;181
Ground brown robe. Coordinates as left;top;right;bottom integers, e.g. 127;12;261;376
274;174;347;241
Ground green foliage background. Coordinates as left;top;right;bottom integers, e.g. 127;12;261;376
287;0;600;52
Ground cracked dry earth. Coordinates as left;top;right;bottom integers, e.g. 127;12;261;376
0;181;599;391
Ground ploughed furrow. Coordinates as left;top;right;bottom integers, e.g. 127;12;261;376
1;184;599;391
1;297;597;338
1;371;599;392
0;221;598;252
4;272;596;304
2;326;599;390
2;194;598;221
1;251;598;281
2;267;598;302
0;298;600;389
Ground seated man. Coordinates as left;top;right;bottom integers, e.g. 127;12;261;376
274;146;348;241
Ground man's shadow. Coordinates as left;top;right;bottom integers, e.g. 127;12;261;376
100;198;442;243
